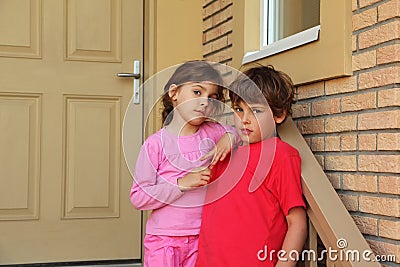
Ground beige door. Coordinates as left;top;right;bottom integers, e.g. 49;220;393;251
0;0;143;264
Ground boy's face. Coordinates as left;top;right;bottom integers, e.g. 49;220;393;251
233;100;283;145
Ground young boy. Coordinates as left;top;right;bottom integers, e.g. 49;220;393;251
195;65;307;267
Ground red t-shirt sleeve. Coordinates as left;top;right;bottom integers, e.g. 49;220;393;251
267;151;306;216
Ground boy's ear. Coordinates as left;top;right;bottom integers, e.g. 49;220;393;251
273;110;287;124
168;84;178;101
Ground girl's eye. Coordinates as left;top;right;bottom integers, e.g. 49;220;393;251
253;109;262;114
234;107;243;112
193;90;201;96
208;97;215;103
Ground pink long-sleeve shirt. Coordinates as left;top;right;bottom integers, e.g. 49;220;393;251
130;121;233;236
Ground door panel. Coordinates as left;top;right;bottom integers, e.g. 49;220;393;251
0;0;143;264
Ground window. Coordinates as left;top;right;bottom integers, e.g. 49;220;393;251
244;0;321;63
262;0;320;47
232;0;352;85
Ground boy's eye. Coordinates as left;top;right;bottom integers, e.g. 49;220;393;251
234;107;243;112
193;90;201;95
252;109;262;114
208;97;215;103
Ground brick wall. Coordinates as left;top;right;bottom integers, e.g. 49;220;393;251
293;1;399;265
202;0;233;65
203;0;399;265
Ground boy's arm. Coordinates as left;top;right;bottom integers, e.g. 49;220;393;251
276;207;308;267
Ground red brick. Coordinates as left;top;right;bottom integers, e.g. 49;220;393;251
352;50;377;71
378;132;400;150
297;82;324;100
326;115;357;133
203;35;229;55
326;173;341;189
358;66;400;90
292;103;311;118
379;176;400;195
378;87;400;107
358;134;377;151
339;193;359;211
379;219;400;240
315;155;325;169
352;35;357;52
359;155;400;173
359;21;400;49
312;98;341;116
359;195;400;217
358;110;400;130
203;19;233;43
203;0;215;7
297;119;325;135
352;215;378;236
378;0;400;22
352;0;358;11
311;137;324;152
353;8;377;31
326;155;357;171
377;44;400;64
367;239;400;264
342;92;376;112
359;0;381;8
341;134;357;151
203;1;221;18
325;136;341;151
204;46;232;63
342;174;377;192
325;77;357;95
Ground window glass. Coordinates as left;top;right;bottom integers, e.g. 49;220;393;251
262;0;320;47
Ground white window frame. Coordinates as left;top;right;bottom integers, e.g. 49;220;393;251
243;0;321;64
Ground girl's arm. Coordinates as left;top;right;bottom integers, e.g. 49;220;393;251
130;141;184;210
130;180;184;210
276;207;308;267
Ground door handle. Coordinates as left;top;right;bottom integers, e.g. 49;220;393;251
117;73;140;79
117;60;141;104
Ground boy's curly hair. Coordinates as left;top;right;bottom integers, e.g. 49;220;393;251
229;65;295;120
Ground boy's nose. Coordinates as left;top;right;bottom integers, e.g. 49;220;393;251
241;112;251;124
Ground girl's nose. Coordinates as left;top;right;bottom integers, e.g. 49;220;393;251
200;97;209;107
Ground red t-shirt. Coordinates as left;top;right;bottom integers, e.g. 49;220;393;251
196;137;306;267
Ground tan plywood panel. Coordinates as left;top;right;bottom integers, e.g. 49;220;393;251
63;96;120;219
0;0;41;58
0;94;40;220
65;0;121;62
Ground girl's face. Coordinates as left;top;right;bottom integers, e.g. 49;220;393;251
169;81;219;126
233;100;285;145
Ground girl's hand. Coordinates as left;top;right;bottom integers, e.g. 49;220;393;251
201;132;235;168
177;167;211;191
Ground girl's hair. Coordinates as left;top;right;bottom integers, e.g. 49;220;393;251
161;60;225;125
229;65;295;119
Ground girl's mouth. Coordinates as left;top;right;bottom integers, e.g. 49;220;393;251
195;110;205;116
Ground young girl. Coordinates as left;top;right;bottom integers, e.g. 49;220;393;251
130;61;236;267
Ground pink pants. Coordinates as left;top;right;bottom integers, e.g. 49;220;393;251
143;234;199;267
